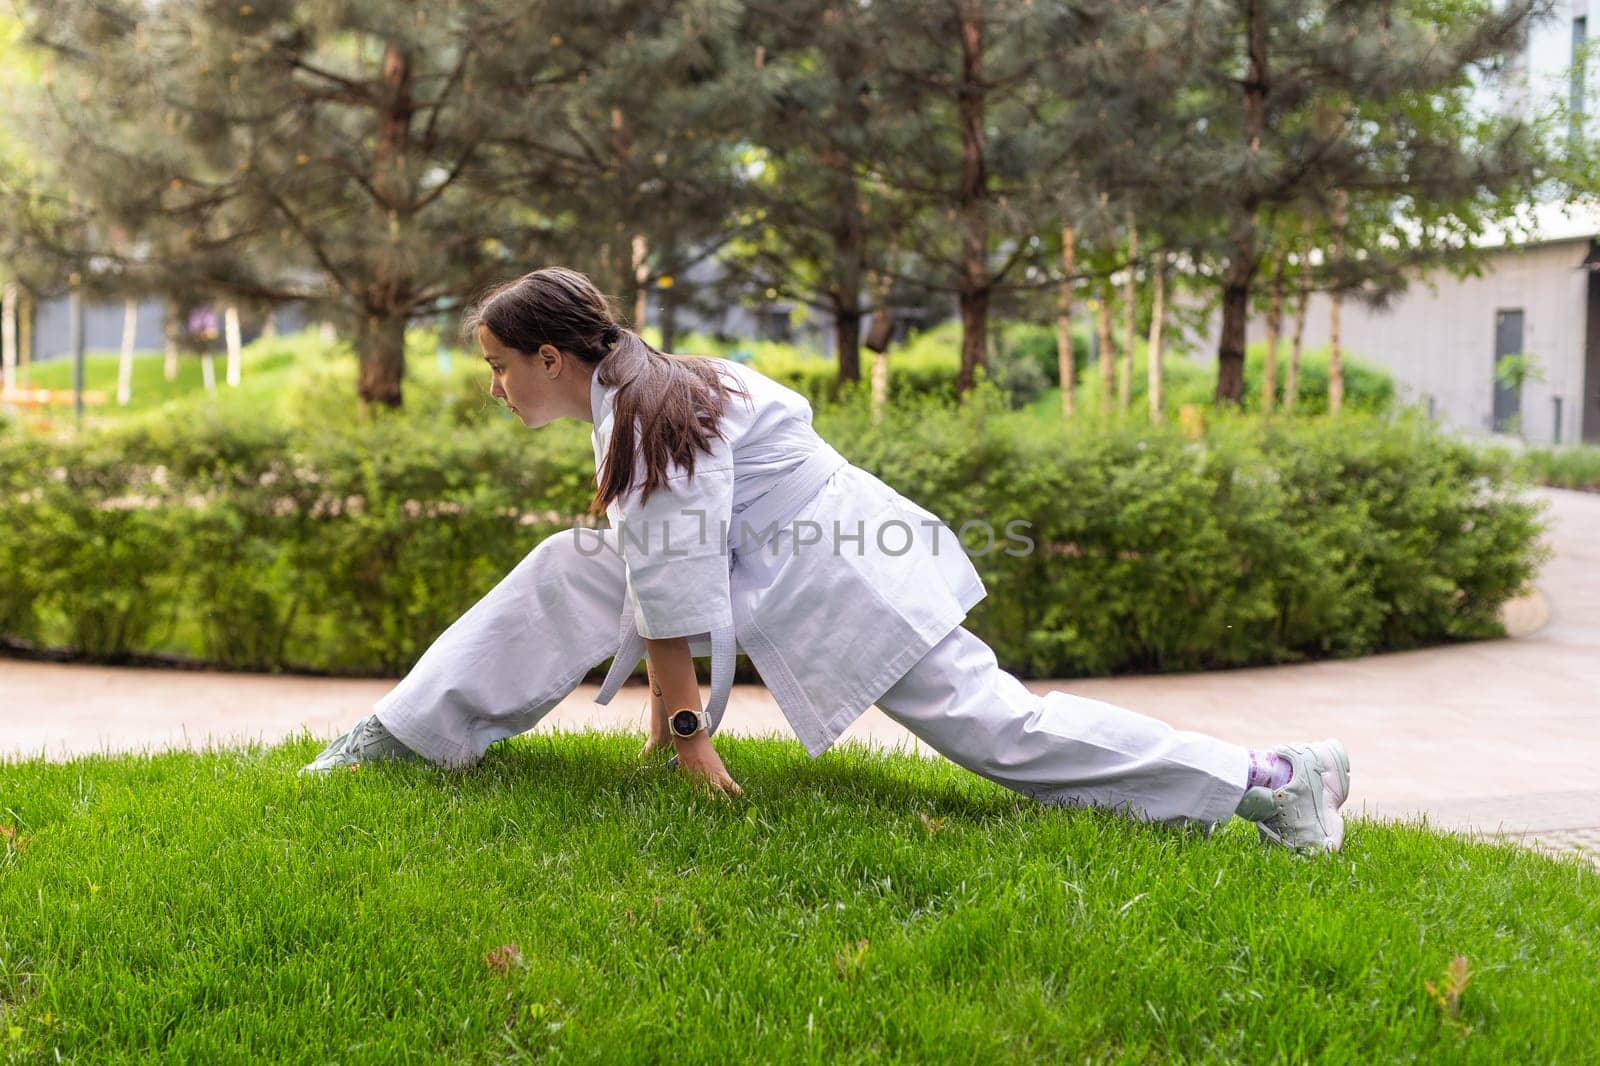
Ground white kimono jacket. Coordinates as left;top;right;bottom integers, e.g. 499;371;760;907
590;360;986;756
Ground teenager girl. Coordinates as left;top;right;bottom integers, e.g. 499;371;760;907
305;267;1351;853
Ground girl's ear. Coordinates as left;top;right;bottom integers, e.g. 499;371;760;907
538;343;563;377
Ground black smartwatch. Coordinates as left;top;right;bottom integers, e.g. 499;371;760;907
669;708;712;739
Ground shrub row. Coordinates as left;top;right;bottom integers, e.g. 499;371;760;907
0;382;1545;679
728;321;1398;418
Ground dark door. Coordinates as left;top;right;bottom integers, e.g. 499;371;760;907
1586;271;1600;443
1493;309;1524;434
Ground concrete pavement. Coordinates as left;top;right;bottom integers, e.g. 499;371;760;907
4;488;1596;863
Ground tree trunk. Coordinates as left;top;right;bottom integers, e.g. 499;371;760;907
826;22;869;388
18;290;32;384
69;287;85;424
1147;251;1168;424
659;278;679;353
827;178;865;384
163;302;181;381
1097;281;1115;418
632;233;649;332
605;105;648;330
359;38;417;408
2;283;16;394
1119;219;1137;411
117;298;138;406
262;309;278;339
955;2;989;395
1287;217;1311;416
833;304;862;388
1263;249;1285;416
958;289;989;396
1057;224;1077;419
1215;0;1270;406
356;312;407;409
834;302;862;383
866;260;895;424
1328;189;1348;417
1216;255;1255;406
201;350;217;394
865;276;895;353
224;304;243;387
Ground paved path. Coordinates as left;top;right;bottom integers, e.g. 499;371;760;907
4;489;1596;864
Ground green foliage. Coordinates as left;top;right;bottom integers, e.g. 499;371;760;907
1493;352;1545;391
743;323;1393;421
817;393;1544;676
1508;444;1600;493
0;736;1597;1061
1125;341;1395;419
0;341;595;671
0;345;1544;677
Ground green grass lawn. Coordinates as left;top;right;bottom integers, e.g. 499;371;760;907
16;347;300;413
2;734;1595;1063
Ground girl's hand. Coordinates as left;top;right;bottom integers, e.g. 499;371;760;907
673;735;743;796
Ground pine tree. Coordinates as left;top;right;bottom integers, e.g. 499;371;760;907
11;1;620;407
1185;0;1557;405
720;0;912;384
512;0;759;343
866;0;1217;396
864;0;1076;394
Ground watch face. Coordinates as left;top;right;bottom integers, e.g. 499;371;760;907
671;710;700;737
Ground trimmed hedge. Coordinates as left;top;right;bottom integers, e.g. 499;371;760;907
823;392;1544;675
0;378;1546;679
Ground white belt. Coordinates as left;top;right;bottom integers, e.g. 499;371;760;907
593;442;849;735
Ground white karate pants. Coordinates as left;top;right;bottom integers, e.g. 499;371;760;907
375;529;1250;827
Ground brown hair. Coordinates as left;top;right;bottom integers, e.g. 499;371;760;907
462;267;747;514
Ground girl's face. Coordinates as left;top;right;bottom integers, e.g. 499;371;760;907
478;325;593;427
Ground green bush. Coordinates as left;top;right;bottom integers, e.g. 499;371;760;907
729;320;1393;422
0;374;1545;678
815;390;1542;676
1510;444;1600;492
1040;341;1395;421
0;393;598;672
750;340;970;407
684;320;1088;410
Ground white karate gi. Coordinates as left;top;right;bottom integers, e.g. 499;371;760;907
374;361;1249;826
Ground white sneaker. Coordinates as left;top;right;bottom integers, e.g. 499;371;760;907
299;714;420;774
1235;739;1351;853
